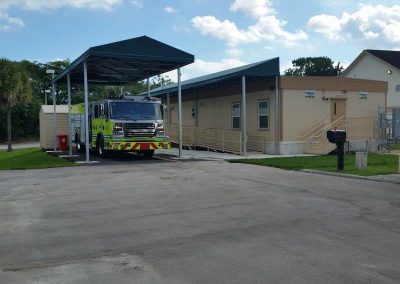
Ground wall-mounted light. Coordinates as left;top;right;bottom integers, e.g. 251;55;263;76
387;70;393;74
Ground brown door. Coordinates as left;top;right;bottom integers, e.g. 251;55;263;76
331;99;346;122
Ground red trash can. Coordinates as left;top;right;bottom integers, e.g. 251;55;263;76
57;134;68;151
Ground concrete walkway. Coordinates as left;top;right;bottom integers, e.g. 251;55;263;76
161;148;314;161
0;141;40;150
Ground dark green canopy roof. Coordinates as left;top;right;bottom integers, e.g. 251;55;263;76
150;57;280;97
53;36;194;85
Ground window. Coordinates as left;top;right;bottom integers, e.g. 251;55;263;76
232;103;240;129
191;106;196;119
396;85;400;92
94;105;99;118
305;90;315;98
358;92;368;100
258;100;269;129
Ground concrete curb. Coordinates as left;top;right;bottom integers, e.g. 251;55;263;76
301;169;400;185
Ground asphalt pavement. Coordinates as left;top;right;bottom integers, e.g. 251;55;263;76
0;160;399;283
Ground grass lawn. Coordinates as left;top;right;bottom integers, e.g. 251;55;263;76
229;153;399;176
0;147;75;170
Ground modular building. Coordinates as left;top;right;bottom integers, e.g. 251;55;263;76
39;105;69;150
151;59;388;155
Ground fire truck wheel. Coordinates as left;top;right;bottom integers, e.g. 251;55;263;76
96;135;107;158
142;150;155;158
75;134;85;153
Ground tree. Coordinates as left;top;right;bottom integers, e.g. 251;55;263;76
0;59;32;151
284;57;344;76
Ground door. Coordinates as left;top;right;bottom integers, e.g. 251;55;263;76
331;99;346;122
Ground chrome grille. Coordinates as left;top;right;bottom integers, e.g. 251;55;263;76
125;123;155;138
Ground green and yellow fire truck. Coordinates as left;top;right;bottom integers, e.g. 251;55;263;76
72;96;170;157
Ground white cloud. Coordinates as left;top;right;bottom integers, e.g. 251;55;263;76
164;6;178;14
308;4;400;49
131;0;143;9
164;58;246;81
0;0;121;31
226;48;243;57
230;0;275;19
0;10;24;30
192;0;307;49
0;0;122;11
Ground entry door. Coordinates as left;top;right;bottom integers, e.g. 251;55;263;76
331;99;346;122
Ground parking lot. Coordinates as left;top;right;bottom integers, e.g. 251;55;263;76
0;159;399;283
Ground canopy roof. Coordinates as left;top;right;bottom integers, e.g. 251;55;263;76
150;57;280;97
53;36;194;85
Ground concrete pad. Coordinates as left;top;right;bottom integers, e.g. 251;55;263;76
0;161;399;283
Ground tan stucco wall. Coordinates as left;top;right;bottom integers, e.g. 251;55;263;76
166;90;275;139
344;53;400;107
282;89;386;141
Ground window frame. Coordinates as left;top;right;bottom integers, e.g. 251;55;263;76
257;99;270;130
231;102;241;130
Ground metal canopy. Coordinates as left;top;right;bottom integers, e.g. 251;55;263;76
53;36;194;85
150;57;280;97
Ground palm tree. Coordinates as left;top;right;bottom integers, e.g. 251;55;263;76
0;59;32;151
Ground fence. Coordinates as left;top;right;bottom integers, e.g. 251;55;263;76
165;124;247;154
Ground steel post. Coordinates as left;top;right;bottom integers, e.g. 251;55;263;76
242;76;247;157
67;73;72;156
275;75;280;155
178;68;183;158
83;60;90;162
52;74;57;151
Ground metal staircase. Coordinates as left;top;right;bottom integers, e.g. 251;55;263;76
299;117;346;154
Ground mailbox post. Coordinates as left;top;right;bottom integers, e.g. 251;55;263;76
327;130;347;170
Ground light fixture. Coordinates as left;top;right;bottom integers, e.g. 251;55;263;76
387;70;393;74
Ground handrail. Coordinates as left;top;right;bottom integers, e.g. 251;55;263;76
303;116;345;143
297;117;326;140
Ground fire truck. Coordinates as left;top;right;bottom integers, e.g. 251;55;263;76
72;96;170;157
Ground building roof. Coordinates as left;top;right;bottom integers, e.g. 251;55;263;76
41;105;69;114
343;49;400;76
150;57;280;97
53;36;194;85
366;49;400;70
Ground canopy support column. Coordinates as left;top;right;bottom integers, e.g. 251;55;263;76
67;73;72;157
242;76;247;157
83;60;90;162
177;67;183;159
147;78;150;98
52;78;57;151
167;92;170;124
274;75;280;155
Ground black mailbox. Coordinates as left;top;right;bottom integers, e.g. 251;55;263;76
327;130;346;143
327;129;347;170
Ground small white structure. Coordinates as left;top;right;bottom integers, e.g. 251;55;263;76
39;105;69;150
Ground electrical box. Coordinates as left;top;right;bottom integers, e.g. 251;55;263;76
379;113;389;128
393;108;400;139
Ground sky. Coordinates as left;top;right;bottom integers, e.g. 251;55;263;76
1;0;400;80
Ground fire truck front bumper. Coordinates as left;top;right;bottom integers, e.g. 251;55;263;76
109;141;171;151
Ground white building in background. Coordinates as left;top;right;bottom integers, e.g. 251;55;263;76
343;49;400;107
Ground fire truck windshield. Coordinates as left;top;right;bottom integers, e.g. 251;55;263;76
110;102;161;121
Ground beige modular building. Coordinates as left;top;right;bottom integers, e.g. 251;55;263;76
152;59;388;155
39;105;69;150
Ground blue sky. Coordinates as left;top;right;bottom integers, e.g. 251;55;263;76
1;0;400;80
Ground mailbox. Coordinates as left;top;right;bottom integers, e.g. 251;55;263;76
327;129;347;171
327;130;346;143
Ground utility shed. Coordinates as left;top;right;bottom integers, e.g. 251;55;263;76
39;105;69;150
